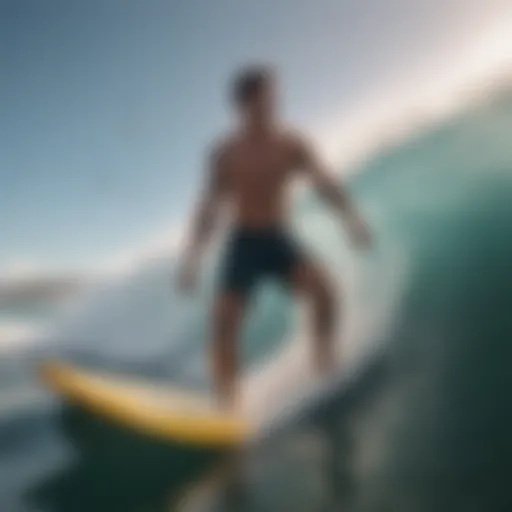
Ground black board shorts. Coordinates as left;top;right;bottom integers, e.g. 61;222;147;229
218;227;304;296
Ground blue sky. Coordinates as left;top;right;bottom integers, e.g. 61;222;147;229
1;0;511;278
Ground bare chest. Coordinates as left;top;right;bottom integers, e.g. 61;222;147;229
227;142;294;190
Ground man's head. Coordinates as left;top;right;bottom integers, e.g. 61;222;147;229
231;65;276;125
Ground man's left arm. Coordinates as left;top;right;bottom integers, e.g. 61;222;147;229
294;135;372;248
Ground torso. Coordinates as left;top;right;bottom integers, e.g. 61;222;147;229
218;128;301;230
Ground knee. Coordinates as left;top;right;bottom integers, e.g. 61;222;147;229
213;294;243;340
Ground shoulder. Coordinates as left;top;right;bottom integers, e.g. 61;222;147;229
279;127;314;164
207;133;238;168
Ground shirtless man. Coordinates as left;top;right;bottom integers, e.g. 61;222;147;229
177;65;371;410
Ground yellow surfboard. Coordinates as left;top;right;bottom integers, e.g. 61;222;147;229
40;362;252;449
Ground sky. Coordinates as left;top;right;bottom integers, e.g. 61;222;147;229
2;0;512;280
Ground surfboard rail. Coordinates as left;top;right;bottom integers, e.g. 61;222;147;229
39;362;251;449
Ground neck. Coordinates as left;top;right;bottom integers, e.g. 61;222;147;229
244;117;273;137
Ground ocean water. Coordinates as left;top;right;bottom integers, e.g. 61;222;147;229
1;89;512;511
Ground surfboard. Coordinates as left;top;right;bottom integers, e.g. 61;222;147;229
40;362;252;449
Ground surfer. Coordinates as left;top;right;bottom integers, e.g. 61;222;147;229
177;65;372;410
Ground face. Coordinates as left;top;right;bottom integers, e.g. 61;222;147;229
245;76;277;124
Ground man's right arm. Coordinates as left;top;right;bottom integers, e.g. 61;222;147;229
177;143;228;291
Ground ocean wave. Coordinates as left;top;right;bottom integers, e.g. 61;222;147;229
1;69;512;512
0;318;47;353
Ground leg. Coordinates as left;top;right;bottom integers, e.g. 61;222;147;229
211;292;250;507
212;291;246;410
292;261;339;375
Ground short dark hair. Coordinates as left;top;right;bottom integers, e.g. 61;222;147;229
231;65;273;107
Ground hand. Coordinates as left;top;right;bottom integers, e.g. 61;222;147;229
345;212;372;250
